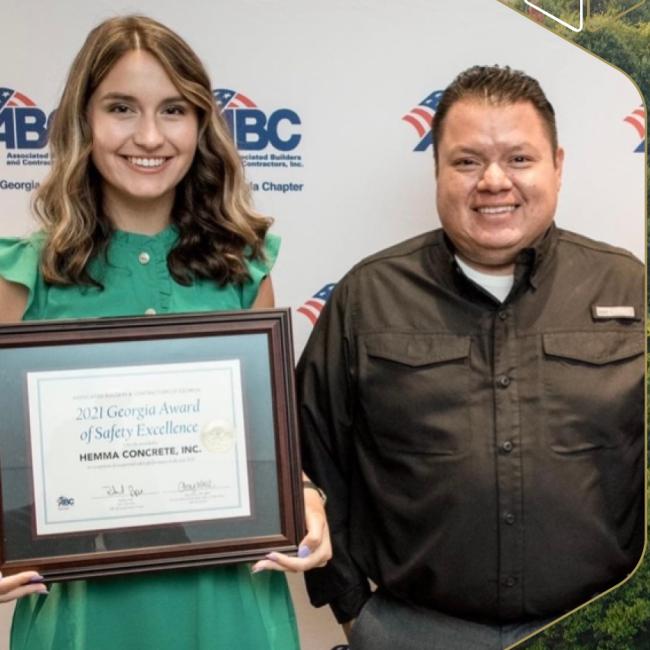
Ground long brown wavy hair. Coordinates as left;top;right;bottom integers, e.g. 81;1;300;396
35;15;270;287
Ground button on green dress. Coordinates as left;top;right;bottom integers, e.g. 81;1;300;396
0;228;300;650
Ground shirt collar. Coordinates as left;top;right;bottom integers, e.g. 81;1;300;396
439;223;558;300
516;223;557;291
110;225;179;250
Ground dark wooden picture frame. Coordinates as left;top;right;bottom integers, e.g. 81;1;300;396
0;309;304;581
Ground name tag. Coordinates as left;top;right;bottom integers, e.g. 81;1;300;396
591;305;636;320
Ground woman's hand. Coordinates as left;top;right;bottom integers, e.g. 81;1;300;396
251;477;331;573
0;571;48;602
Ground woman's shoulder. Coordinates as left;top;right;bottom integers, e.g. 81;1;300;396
0;233;45;286
240;231;280;307
245;231;280;273
0;234;46;321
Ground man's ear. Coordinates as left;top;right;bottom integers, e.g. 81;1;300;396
554;146;565;191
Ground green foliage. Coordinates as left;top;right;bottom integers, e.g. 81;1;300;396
520;551;650;648
504;1;649;98
575;17;650;101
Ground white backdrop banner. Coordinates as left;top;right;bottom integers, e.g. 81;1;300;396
0;1;644;649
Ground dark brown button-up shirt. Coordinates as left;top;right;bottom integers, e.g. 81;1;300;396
298;225;644;624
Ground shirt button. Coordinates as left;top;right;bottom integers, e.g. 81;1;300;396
138;252;151;265
504;512;515;525
501;440;514;453
503;577;517;588
497;375;511;388
498;310;508;320
144;308;157;315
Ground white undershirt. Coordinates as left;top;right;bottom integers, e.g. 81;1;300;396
455;256;514;303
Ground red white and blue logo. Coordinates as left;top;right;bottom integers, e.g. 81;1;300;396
402;90;444;152
0;87;53;151
1;87;52;190
214;89;257;110
623;105;645;153
213;88;304;193
297;284;336;325
214;88;302;152
1;88;35;109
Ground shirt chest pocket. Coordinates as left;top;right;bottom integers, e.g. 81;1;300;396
542;331;644;453
359;333;472;455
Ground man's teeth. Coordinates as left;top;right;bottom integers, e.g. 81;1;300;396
477;206;516;215
128;157;166;168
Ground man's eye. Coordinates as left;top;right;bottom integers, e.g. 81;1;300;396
454;159;477;167
511;155;531;164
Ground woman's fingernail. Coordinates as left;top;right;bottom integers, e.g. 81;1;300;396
251;565;264;574
28;576;45;584
265;552;279;561
298;545;312;558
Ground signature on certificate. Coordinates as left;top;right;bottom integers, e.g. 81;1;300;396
104;484;144;498
178;479;215;493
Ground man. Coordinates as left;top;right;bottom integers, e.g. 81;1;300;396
297;65;644;649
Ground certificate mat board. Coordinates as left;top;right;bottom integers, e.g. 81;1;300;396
0;309;303;580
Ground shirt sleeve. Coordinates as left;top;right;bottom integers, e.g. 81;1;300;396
240;232;280;308
0;237;41;314
297;275;372;623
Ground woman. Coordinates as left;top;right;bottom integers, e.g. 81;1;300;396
0;15;330;650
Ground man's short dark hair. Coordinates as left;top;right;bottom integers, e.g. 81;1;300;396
432;65;558;166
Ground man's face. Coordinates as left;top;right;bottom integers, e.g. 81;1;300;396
435;99;564;274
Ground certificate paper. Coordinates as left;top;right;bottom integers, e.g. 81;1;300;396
27;361;251;535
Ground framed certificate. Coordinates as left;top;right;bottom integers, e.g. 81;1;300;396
0;309;304;580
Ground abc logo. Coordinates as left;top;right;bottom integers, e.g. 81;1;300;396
0;87;303;153
222;107;301;152
0;100;54;150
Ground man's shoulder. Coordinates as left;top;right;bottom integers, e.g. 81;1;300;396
555;228;643;271
349;229;444;276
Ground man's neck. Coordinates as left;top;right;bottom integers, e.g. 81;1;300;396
455;255;514;302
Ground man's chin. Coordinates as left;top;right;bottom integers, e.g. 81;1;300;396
461;245;522;275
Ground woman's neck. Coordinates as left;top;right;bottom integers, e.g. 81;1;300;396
103;190;174;235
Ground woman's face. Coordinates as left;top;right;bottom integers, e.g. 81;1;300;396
87;49;199;225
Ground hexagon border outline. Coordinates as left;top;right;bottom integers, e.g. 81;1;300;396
524;0;584;32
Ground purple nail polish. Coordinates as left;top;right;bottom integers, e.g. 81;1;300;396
298;545;311;559
28;576;45;584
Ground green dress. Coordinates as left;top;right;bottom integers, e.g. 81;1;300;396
0;228;300;650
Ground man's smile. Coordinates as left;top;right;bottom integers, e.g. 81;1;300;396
474;204;519;215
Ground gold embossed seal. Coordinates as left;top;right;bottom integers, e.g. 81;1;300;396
201;420;235;453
